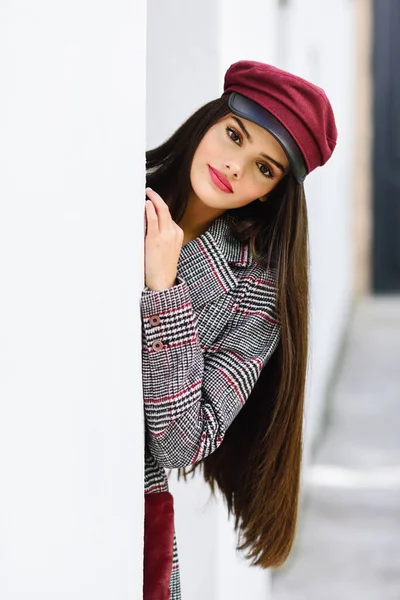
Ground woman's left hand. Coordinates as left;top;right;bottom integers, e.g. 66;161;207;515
144;187;184;291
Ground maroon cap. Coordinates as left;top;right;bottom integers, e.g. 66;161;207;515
223;60;337;181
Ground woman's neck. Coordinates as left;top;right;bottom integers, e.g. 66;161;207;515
178;194;225;245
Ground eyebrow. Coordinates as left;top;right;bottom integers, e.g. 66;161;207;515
231;116;287;175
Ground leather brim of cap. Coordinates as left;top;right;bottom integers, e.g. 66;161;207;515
227;92;307;183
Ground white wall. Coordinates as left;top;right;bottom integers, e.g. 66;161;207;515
146;1;355;598
0;2;146;598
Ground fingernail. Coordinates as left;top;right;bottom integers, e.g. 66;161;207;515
145;187;152;192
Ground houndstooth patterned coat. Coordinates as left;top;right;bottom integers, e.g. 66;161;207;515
141;211;281;599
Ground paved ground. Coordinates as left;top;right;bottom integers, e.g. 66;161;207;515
272;296;400;600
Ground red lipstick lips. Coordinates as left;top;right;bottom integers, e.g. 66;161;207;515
208;165;233;193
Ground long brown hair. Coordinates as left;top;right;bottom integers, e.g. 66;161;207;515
146;96;309;568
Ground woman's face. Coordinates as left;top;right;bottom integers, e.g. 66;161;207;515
189;113;290;211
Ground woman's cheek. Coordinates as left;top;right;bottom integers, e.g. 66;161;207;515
245;183;263;202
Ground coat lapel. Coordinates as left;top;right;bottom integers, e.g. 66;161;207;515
177;213;253;311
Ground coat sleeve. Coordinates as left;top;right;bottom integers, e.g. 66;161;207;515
141;276;280;469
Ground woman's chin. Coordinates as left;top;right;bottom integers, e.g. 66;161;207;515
191;184;232;210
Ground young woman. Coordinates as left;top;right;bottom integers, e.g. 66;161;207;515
142;60;337;599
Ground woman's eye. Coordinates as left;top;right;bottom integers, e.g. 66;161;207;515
226;127;241;144
257;162;273;179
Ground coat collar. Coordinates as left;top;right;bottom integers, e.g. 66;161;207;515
177;213;253;309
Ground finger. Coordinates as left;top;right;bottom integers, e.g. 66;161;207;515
145;187;171;230
175;224;184;245
144;199;159;235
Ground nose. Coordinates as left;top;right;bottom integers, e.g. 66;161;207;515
224;160;242;179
